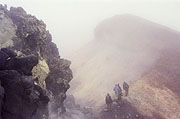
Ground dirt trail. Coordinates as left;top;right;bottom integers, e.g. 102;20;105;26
98;98;164;119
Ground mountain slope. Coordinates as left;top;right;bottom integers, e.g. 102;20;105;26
127;46;180;119
69;14;180;118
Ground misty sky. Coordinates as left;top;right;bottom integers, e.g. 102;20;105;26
1;0;180;57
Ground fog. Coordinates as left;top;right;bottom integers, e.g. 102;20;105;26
1;0;180;57
1;1;180;118
69;14;180;109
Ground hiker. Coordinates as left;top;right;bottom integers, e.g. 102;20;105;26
117;84;122;96
113;84;122;97
105;93;113;111
117;84;122;105
113;84;119;97
115;84;122;105
123;81;129;96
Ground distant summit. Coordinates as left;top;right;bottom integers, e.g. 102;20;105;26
94;14;180;43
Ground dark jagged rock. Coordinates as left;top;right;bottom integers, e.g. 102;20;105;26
7;6;73;114
0;70;35;119
5;55;38;75
0;48;50;119
0;4;72;119
0;82;4;119
0;48;38;76
0;51;9;70
1;48;17;58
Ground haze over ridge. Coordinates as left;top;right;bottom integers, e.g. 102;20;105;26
69;14;180;109
1;0;180;57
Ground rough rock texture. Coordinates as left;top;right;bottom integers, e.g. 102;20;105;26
0;4;73;118
0;48;50;119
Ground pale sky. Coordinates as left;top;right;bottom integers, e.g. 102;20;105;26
1;0;180;57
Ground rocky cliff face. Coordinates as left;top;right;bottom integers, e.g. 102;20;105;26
0;4;73;119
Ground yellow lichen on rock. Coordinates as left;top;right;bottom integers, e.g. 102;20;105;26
32;56;50;88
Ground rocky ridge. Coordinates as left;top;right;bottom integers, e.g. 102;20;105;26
0;4;73;119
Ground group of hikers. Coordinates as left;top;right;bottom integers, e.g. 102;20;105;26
105;81;129;111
